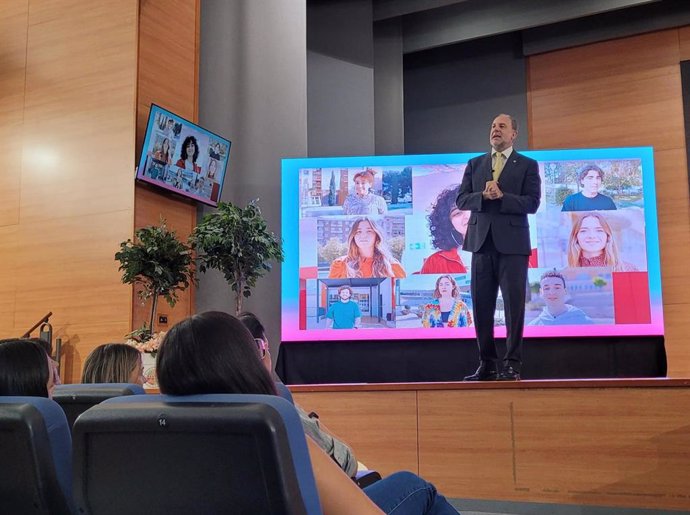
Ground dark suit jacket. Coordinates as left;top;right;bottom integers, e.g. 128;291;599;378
456;150;541;255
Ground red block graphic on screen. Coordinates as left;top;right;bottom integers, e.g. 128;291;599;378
613;272;651;324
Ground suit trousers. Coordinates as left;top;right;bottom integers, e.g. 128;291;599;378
470;233;528;371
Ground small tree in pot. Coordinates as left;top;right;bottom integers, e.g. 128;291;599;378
190;201;284;315
115;219;194;340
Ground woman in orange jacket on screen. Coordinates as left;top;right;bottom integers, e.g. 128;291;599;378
328;217;406;279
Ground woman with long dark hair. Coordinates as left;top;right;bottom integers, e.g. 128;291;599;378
175;135;201;173
0;339;55;398
157;312;459;515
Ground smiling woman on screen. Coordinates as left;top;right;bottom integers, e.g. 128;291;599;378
328;217;405;279
567;212;636;271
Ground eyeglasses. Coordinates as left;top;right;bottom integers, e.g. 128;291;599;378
254;338;267;359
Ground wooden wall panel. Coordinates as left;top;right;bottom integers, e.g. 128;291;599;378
528;28;690;376
418;391;515;498
132;0;199;334
0;2;27;336
417;386;690;511
295;383;690;511
293;391;419;476
678;26;690;60
0;0;139;383
0;1;27;229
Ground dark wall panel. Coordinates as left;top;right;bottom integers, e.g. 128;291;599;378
403;32;528;154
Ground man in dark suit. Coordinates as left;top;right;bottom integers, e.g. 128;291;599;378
456;114;541;381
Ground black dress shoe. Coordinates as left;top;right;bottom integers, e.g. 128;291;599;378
463;364;499;381
497;366;521;381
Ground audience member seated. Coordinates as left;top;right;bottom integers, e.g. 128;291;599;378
26;337;63;388
157;311;460;515
239;312;359;478
81;343;146;385
0;338;73;513
0;338;55;398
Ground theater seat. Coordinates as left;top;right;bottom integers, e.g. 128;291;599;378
52;383;145;429
72;394;322;515
0;396;74;515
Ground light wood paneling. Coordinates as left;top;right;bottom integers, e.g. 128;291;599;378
0;1;28;228
294;382;690;511
528;28;690;376
293;391;418;476
418;387;690;511
0;0;139;382
0;226;18;334
418;390;515;498
133;0;200;334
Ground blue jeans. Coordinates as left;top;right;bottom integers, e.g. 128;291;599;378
363;471;459;515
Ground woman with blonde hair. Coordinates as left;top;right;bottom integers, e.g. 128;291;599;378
81;343;146;385
328;217;405;278
421;275;472;328
567;212;637;271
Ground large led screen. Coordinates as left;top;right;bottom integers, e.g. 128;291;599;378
281;148;663;341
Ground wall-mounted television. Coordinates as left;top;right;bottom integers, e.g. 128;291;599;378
136;104;231;207
281;147;663;342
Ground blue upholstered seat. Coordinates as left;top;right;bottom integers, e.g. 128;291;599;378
0;396;75;514
52;383;145;429
275;380;295;404
72;393;323;515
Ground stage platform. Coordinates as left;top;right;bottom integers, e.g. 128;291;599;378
289;378;690;512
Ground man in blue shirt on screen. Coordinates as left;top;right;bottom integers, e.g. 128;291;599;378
326;285;361;329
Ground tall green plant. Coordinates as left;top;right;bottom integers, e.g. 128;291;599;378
190;201;284;314
115;220;194;334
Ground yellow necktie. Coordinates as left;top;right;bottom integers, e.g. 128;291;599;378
493;152;504;181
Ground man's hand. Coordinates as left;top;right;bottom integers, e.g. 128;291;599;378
483;180;504;200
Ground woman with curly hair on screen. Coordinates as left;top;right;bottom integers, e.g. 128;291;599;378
567;212;637;271
419;185;469;274
175;135;201;173
328;217;406;278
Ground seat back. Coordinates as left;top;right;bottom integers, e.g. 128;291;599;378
275;381;295;404
0;397;74;515
52;383;145;428
72;394;322;515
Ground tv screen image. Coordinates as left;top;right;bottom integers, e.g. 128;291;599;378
136;104;231;207
281;147;663;341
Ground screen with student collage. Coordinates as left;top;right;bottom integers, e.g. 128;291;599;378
136;104;231;207
281;147;663;342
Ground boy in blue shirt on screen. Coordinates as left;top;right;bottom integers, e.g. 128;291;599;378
326;285;361;329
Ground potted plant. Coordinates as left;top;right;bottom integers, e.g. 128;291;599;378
115;219;195;342
190;200;284;314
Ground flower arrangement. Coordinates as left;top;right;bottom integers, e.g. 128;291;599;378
124;327;167;357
